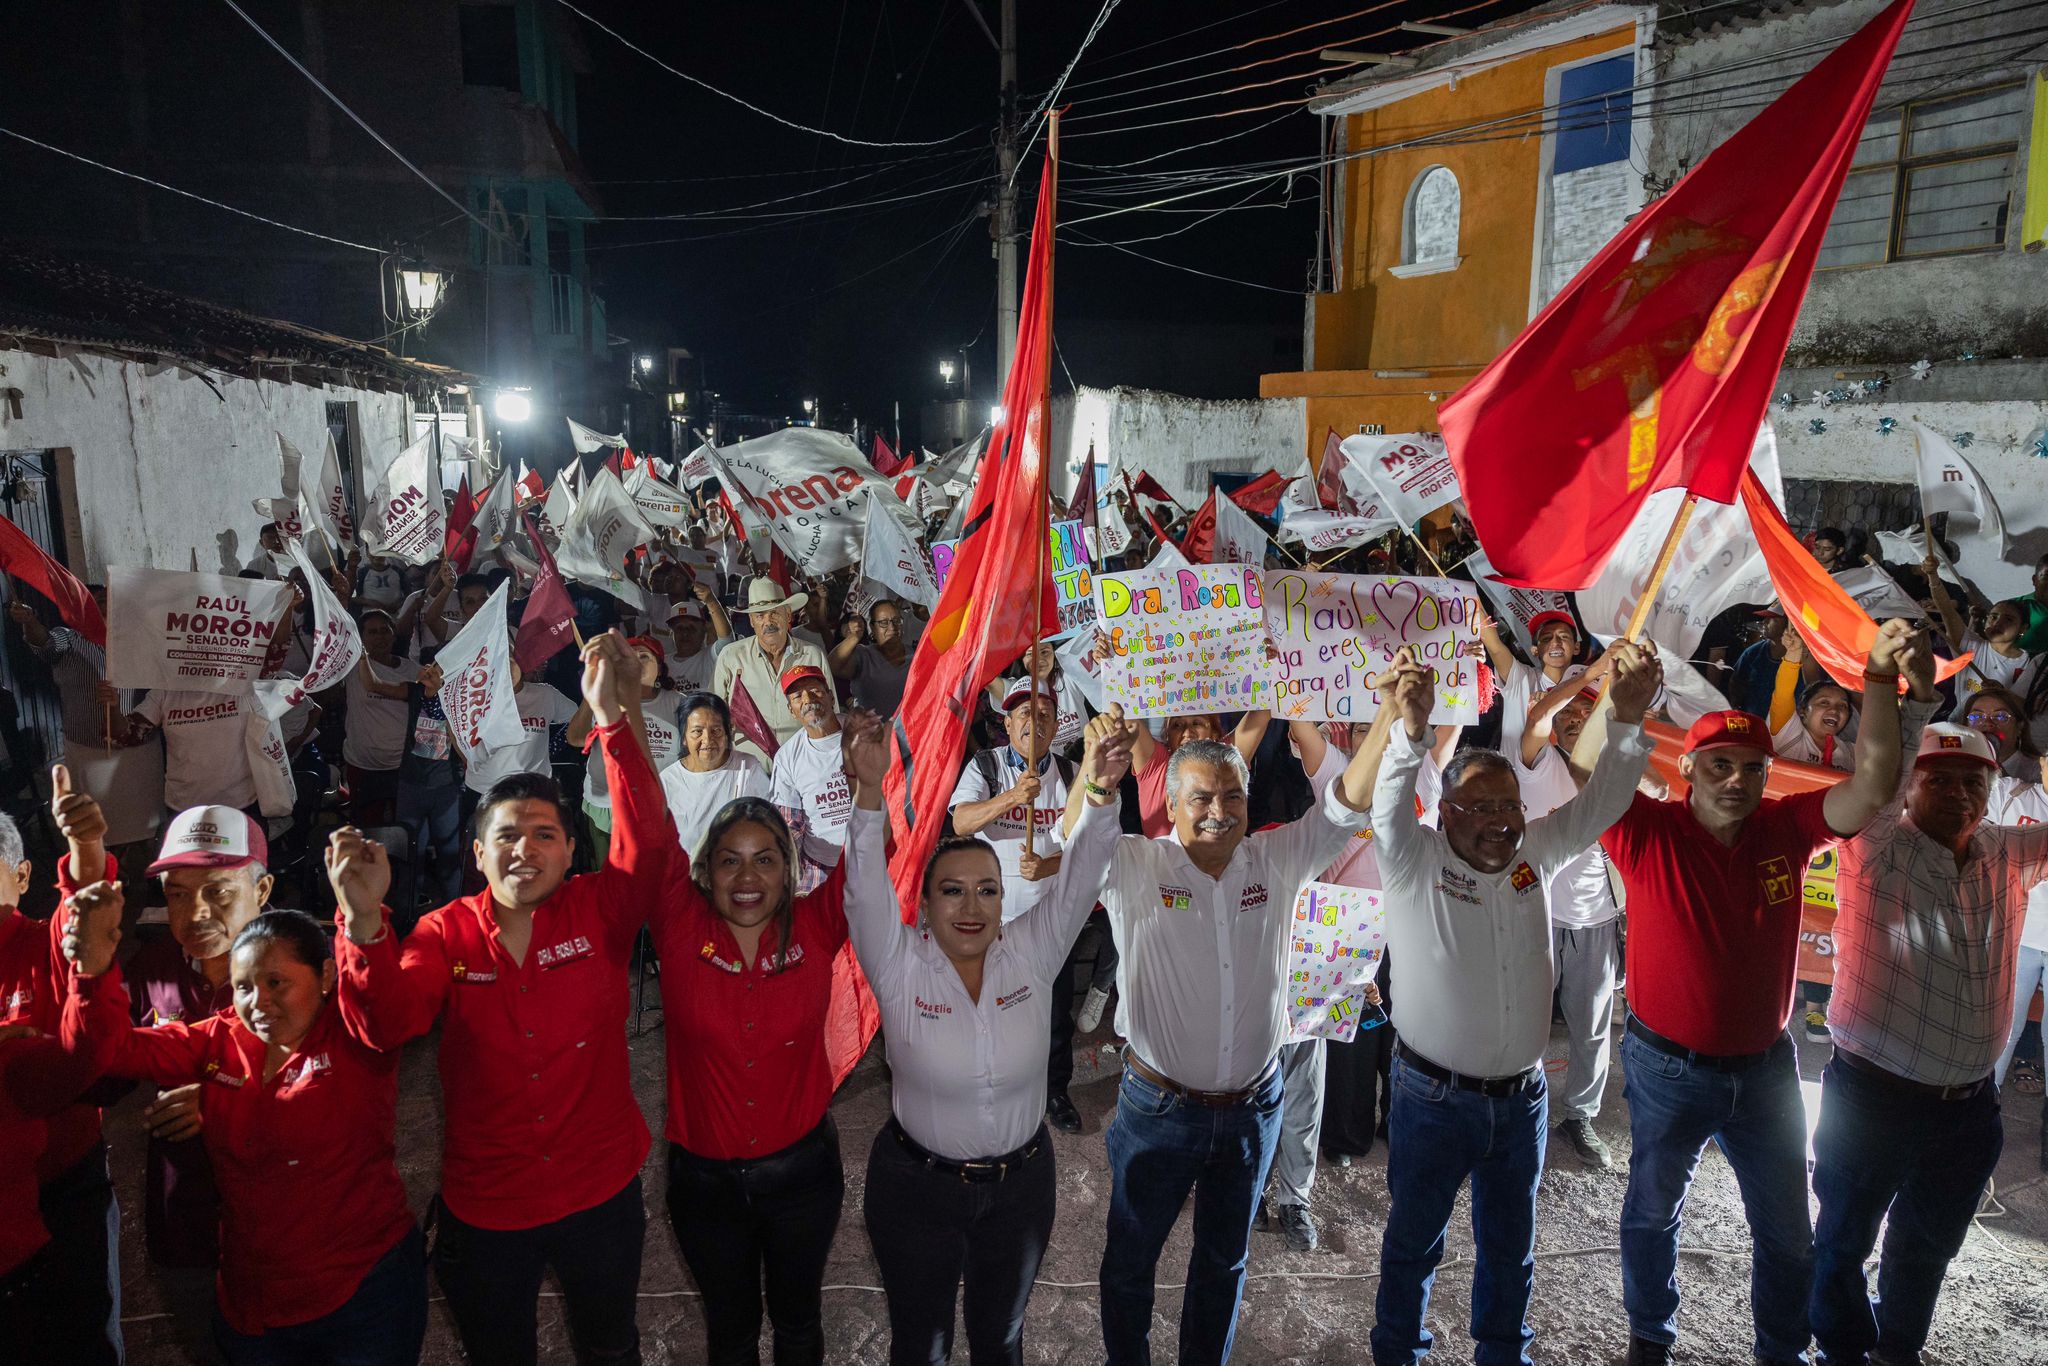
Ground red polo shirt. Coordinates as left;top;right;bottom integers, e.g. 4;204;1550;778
0;969;122;1274
335;720;668;1230
654;854;848;1161
1602;787;1838;1055
89;974;414;1334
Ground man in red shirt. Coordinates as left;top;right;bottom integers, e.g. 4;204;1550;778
328;631;668;1366
1580;621;1937;1366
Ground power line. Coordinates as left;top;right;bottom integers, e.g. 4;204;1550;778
554;0;975;148
0;123;382;254
1063;230;1301;294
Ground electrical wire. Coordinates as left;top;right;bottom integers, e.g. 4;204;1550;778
576;163;991;224
0;123;382;254
1063;229;1303;294
1023;0;1126;128
553;0;973;148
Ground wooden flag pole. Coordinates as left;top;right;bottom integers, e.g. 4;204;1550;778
1025;110;1061;858
1621;493;1701;643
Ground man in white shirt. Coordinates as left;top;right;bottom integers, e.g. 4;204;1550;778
768;666;853;853
1370;644;1660;1366
1092;667;1397;1366
129;689;266;816
1519;665;1624;1169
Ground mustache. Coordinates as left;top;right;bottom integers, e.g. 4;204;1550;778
1195;817;1239;834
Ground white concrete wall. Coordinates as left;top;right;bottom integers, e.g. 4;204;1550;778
0;348;410;578
1049;385;1306;507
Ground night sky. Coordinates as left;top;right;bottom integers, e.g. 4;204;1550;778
572;0;1493;428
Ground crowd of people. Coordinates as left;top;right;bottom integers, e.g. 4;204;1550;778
2;476;2047;1366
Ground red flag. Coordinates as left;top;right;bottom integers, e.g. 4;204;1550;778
1737;468;1970;693
1066;447;1097;525
1440;0;1916;589
884;133;1062;921
512;514;577;672
1229;470;1289;518
767;544;793;594
517;466;544;504
1315;428;1346;511
872;434;908;478
728;674;780;760
1131;482;1179;555
1180;491;1219;562
0;516;104;647
1131;471;1174;506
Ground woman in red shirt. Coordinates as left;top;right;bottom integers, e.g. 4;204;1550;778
655;776;852;1366
62;897;424;1366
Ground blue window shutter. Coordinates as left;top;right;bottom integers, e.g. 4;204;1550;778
1554;56;1635;174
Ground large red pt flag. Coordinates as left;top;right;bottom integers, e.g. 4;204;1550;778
1441;0;1915;590
0;516;104;646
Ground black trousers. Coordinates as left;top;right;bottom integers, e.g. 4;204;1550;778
863;1125;1056;1366
665;1118;845;1366
1048;909;1116;1093
1321;956;1395;1158
431;1174;646;1366
36;1140;122;1365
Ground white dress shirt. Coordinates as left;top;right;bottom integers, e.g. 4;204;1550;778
1100;778;1369;1092
1374;722;1650;1079
843;800;1119;1159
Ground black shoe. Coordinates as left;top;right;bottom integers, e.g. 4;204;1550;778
1047;1090;1083;1134
1277;1203;1318;1252
1253;1196;1271;1232
1626;1338;1672;1366
1556;1116;1613;1169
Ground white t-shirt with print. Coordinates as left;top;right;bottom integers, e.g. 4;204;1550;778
136;690;259;811
465;683;578;795
769;730;854;849
1956;631;2039;701
583;691;685;810
1992;776;2048;951
949;749;1070;924
662;752;773;861
1517;744;1620;928
342;657;420;771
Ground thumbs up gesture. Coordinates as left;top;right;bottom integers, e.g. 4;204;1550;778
50;764;108;874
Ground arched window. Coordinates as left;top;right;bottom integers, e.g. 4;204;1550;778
1400;166;1461;271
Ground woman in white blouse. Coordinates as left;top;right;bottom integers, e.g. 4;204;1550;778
660;692;772;861
840;708;1131;1365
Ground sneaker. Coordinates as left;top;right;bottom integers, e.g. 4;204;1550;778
1557;1115;1613;1169
1277;1203;1318;1252
1077;985;1111;1034
1047;1090;1083;1134
1804;1008;1831;1042
1625;1338;1672;1366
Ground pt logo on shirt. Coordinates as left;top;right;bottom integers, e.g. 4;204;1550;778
1237;884;1268;914
202;1060;245;1089
1757;856;1796;905
1509;862;1538;894
995;985;1033;1010
535;935;595;969
699;942;744;974
450;960;498;984
1159;885;1193;912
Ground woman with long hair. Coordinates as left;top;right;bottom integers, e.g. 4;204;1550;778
653;769;854;1364
842;709;1129;1363
659;692;771;862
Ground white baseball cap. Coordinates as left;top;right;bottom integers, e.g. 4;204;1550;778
148;806;268;876
1913;723;1997;770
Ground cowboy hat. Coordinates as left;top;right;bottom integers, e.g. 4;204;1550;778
742;578;809;614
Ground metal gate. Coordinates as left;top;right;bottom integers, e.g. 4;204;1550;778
0;449;76;774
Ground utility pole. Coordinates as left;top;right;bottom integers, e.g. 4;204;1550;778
993;0;1018;401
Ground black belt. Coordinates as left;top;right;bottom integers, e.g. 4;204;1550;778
1833;1048;1990;1103
1395;1042;1540;1097
887;1117;1046;1183
1626;1016;1784;1072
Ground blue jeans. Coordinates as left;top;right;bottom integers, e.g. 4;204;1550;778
1099;1059;1284;1365
1619;1031;1813;1363
1370;1056;1547;1366
1810;1057;2002;1366
396;780;462;914
214;1225;426;1365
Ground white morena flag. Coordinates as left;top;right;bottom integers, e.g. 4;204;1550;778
1277;474;1320;522
1874;526;1963;584
252;431;309;538
555;466;655;609
1276;506;1395;553
1578;423;1783;658
436;580;526;756
566;417;626;454
1145;540;1192;571
1209;490;1269;568
1465;546;1573;655
472;471;518;555
1830;562;1924;621
678;442;715;487
624;460;693;530
537;466;579;539
301;432;355;554
1345;432;1463;528
106;566;296;696
254;540;363;718
705;427;921;576
1912;420;2007;552
1092;483;1133;559
860;493;939;607
364;434;445;565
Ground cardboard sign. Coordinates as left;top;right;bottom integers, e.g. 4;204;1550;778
1049;518;1094;639
106;566;297;695
1092;563;1268;719
1286;881;1388;1044
1263;571;1482;725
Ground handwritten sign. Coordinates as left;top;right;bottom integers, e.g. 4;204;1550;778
1049;519;1093;639
930;539;959;594
1093;563;1268;718
1798;847;1837;986
1262;571;1482;725
1343;432;1462;528
1286;882;1387;1043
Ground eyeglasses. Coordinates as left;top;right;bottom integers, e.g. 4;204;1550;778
1964;710;2014;725
1442;799;1526;818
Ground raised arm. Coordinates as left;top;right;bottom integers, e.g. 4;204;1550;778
1920;557;1965;649
1521;644;1616;768
828;617;864;680
586;632;675;925
839;715;912;968
327;828;451;1051
1526;642;1658;874
1823;620;1937;837
1013;710;1130;974
693;582;734;644
1368;652;1440;885
1333;668;1409;814
1477;611;1518;682
1230;708;1271;765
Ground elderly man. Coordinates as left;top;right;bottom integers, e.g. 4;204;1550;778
1812;722;2048;1366
1371;644;1661;1366
1090;662;1402;1365
712;579;836;754
769;665;853;854
1579;621;1934;1366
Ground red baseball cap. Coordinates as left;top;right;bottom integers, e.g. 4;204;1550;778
1681;710;1776;756
149;806;269;876
1526;609;1577;638
624;634;666;663
780;664;829;695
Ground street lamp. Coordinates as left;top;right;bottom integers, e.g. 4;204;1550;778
637;355;654;375
493;391;532;423
802;398;815;414
990;404;1005;425
397;267;447;320
939;359;956;384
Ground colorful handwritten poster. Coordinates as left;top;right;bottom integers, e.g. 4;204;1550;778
1287;881;1388;1043
1049;519;1094;639
930;539;959;594
1263;571;1482;725
1798;846;1837;985
1093;563;1268;719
